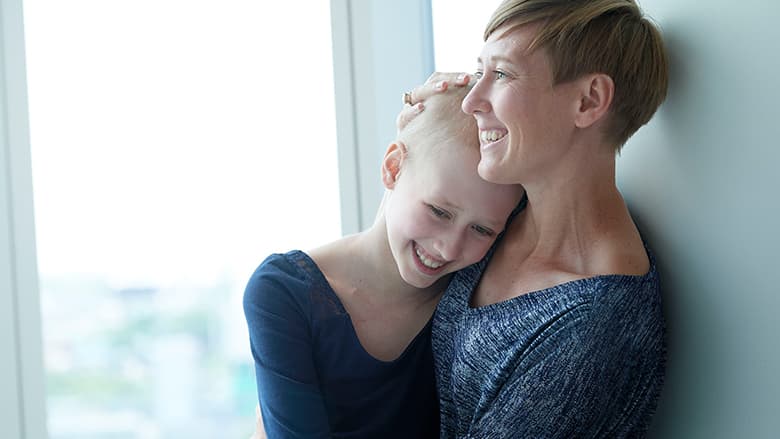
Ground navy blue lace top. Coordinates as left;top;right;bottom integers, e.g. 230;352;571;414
243;251;439;438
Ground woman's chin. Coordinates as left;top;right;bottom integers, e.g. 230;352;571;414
478;160;503;183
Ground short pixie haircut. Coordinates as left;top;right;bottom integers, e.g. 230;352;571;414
486;0;669;149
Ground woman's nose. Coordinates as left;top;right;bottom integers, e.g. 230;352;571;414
462;78;490;115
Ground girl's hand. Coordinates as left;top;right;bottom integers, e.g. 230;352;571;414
249;404;267;439
396;72;471;131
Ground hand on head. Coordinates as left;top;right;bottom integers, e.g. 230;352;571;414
397;72;471;131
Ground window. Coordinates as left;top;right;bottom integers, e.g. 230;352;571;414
23;1;340;437
431;0;502;72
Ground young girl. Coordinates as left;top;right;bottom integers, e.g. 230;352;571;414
243;86;523;438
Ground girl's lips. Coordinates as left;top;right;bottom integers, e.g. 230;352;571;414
412;242;447;276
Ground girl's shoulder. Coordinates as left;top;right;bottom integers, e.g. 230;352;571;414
244;250;347;321
250;250;326;291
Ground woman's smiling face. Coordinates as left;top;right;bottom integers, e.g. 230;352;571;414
462;23;583;185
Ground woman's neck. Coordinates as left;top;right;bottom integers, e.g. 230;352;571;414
508;148;636;269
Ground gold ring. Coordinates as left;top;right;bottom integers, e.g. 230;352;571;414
402;91;413;106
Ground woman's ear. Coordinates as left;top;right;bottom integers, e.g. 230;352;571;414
381;141;408;189
574;73;614;129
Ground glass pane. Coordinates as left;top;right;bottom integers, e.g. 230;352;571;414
431;0;503;72
23;1;341;438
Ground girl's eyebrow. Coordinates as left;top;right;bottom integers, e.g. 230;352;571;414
434;199;505;229
435;198;462;213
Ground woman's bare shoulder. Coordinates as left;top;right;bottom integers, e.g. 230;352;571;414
591;225;650;276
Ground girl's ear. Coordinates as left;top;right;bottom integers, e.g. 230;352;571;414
381;141;408;189
573;73;614;129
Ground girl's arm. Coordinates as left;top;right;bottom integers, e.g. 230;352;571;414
243;256;331;438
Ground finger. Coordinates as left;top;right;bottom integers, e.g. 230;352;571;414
424;72;470;87
407;81;444;107
402;90;413;106
396;102;425;131
454;72;471;86
256;404;263;426
425;71;465;84
410;73;470;104
254;404;268;439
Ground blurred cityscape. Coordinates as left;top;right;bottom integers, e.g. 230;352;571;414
41;273;257;439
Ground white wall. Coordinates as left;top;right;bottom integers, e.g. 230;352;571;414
617;1;780;437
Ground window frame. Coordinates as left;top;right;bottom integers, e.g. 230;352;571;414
1;0;49;437
331;0;434;233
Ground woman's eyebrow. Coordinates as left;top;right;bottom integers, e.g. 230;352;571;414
477;54;519;66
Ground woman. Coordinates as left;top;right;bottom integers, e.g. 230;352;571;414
402;0;668;437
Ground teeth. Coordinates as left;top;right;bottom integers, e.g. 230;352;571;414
480;130;506;142
415;246;444;269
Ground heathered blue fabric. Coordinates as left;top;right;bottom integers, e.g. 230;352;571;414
243;251;440;439
433;236;666;438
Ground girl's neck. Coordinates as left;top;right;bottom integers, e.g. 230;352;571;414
309;217;445;306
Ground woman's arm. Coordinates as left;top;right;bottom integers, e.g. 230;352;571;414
243;257;331;438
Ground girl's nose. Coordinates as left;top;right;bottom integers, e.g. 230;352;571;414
434;229;466;262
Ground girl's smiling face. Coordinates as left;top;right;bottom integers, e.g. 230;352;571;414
382;140;523;289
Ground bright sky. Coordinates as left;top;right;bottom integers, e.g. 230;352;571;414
431;0;503;72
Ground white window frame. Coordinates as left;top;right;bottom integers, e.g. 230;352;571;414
1;0;48;437
1;1;433;437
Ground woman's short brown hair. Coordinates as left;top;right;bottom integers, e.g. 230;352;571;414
486;0;669;149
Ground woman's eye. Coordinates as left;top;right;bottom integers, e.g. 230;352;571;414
494;70;507;80
472;225;495;237
474;70;484;79
428;205;451;219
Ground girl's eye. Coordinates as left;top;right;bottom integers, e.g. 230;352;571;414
472;224;495;237
428;204;451;219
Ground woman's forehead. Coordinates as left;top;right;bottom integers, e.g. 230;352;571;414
483;22;542;58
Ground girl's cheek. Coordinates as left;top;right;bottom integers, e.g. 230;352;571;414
467;240;492;264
